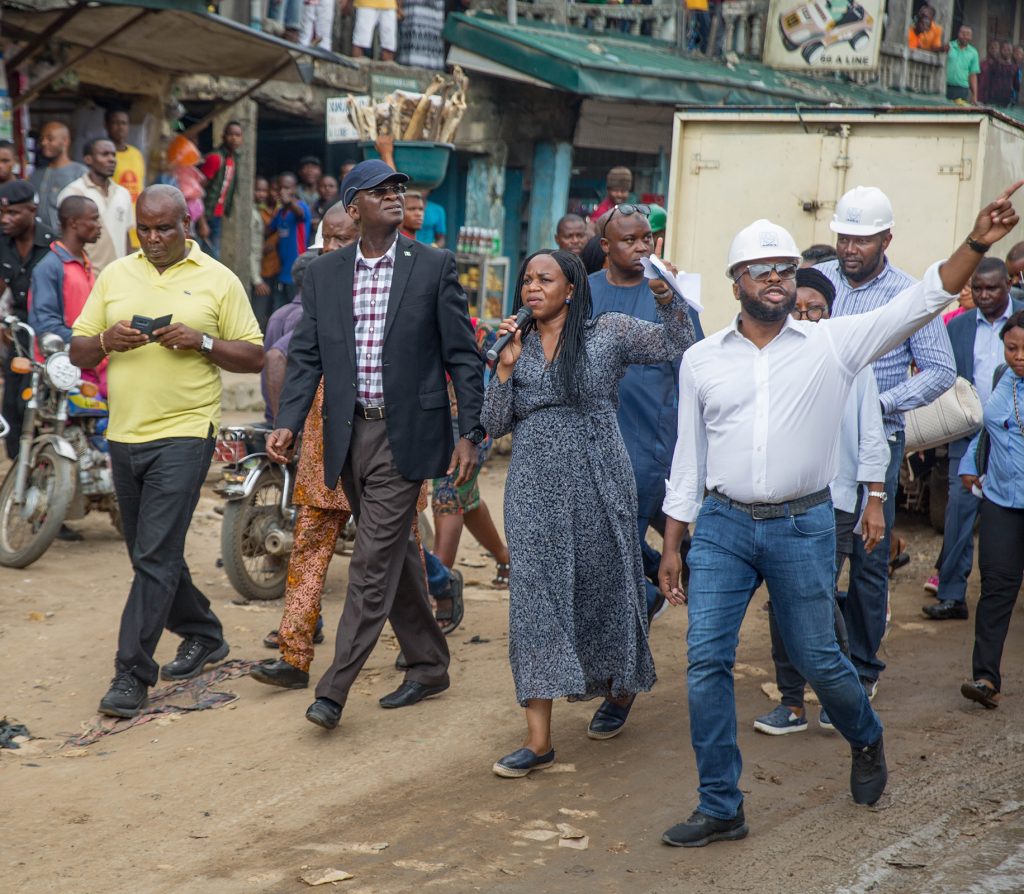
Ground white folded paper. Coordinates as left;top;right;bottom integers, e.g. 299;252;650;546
640;255;704;313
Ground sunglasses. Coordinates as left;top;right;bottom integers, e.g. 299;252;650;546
735;262;799;283
601;203;650;236
361;182;407;199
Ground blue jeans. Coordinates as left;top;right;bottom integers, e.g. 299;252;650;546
637;516;661;612
202;215;223;261
936;447;981;603
687;496;882;820
266;0;302;29
842;431;902;683
423;549;453;598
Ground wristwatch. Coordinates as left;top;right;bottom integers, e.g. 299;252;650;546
867;490;888;503
461;426;486;445
200;333;214;354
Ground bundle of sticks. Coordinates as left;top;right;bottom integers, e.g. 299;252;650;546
346;65;469;143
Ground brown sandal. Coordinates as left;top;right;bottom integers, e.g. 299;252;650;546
961;680;1000;709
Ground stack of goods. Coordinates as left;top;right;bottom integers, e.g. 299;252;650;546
346;66;469;143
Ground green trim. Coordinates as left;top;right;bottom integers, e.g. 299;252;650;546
96;0;210;14
444;13;956;109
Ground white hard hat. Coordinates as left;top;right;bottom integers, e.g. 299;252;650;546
726;219;801;276
308;219;324;251
830;186;895;236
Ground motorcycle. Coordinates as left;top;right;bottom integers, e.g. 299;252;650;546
0;316;119;567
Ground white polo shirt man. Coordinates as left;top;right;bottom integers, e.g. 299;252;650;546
58;174;134;272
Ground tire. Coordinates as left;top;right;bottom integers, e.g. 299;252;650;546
0;446;76;568
802;41;825;64
929;461;948;534
849;31;869;51
220;468;290;601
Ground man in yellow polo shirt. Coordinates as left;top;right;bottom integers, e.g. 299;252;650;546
71;184;264;718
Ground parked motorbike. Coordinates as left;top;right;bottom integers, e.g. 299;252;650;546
0;316;119;567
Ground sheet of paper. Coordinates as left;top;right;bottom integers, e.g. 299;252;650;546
640;255;704;313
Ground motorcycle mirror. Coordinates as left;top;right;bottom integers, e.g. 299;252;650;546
10;357;31;374
39;332;66;356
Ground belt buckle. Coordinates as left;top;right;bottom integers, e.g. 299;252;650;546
364;405;384;420
750;504;773;520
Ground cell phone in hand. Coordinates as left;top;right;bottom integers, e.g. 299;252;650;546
130;314;173;342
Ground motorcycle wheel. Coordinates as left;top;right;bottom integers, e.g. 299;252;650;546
220;467;289;601
0;445;76;568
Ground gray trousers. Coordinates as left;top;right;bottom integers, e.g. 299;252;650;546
314;414;450;705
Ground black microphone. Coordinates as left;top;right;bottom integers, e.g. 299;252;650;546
486;306;532;363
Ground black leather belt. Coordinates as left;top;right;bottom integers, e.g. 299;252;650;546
355;403;386;420
709;488;831;520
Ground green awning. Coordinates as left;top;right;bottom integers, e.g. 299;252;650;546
444;12;955;109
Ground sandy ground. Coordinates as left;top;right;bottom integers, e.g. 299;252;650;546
2;440;1023;894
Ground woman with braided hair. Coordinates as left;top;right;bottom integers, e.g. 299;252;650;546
482;249;695;778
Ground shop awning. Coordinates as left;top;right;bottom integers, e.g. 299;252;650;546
2;1;358;85
444;12;953;110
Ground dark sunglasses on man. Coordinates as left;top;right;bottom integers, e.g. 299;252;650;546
601;202;651;236
733;261;799;283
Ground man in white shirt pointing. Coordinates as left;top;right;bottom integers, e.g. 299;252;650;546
658;183;1022;848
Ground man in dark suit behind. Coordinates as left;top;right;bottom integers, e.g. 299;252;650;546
268;160;485;730
924;257;1023;621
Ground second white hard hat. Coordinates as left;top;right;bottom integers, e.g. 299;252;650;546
830;186;895;236
726;219;802;276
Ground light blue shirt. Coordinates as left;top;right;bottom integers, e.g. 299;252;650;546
832;367;890;514
974;304;1012;406
960;370;1024;509
417;201;446;245
817;259;956;437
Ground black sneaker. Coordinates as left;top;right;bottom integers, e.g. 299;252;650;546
160;638;230;681
98;671;149;718
662;806;748;847
850;734;887;805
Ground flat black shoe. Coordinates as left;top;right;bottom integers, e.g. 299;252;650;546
263;627;324;649
98;671;149;718
922;600;968;620
587;697;635;740
57;524;83;542
305;697;342;729
662;806;748;847
851;734;887;805
492;747;555;778
160;638;230;681
250;659;309;689
378;680;449;709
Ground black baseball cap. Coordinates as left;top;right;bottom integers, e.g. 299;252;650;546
341;159;409;207
0;179;38;207
299;155;322;168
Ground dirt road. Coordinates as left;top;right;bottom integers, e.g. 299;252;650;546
2;450;1023;894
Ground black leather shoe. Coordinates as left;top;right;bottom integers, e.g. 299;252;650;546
662;806;748;847
160;638;230;681
250;659;309;689
378;680;449;709
851;734;887;805
98;671;149;718
305;697;342;729
922;600;968;620
492;747;555;778
587;697;635;740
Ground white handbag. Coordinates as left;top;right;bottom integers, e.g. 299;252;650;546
903;376;983;453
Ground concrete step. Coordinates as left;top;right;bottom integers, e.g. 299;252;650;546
221;371;264;412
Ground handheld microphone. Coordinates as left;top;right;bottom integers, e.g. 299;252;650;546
486;306;532;363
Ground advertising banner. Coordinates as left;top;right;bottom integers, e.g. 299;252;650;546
763;0;882;71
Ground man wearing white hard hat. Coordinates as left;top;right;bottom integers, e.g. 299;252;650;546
817;187;956;695
658;184;1022;847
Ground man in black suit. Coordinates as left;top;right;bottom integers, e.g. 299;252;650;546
267;160;485;730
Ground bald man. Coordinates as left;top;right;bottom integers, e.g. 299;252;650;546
29;121;87;230
71;185;264;718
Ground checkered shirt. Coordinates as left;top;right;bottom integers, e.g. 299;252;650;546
353;239;397;406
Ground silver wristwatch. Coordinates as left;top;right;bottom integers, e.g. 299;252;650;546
867;490;887;503
200;333;214;354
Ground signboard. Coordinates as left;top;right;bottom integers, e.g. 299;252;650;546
763;0;882;71
369;73;421;101
326;95;370;144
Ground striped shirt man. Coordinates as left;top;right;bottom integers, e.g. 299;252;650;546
817;258;955;436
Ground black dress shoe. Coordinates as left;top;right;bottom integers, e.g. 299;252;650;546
305;697;342;729
492;747;556;778
662;806;748;847
98;671;149;718
250;659;309;689
851;734;887;805
378;680;449;709
160;638;230;681
922;600;968;620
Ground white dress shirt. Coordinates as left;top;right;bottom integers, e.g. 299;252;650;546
973;303;1013;406
663;261;956;523
831;368;890;514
